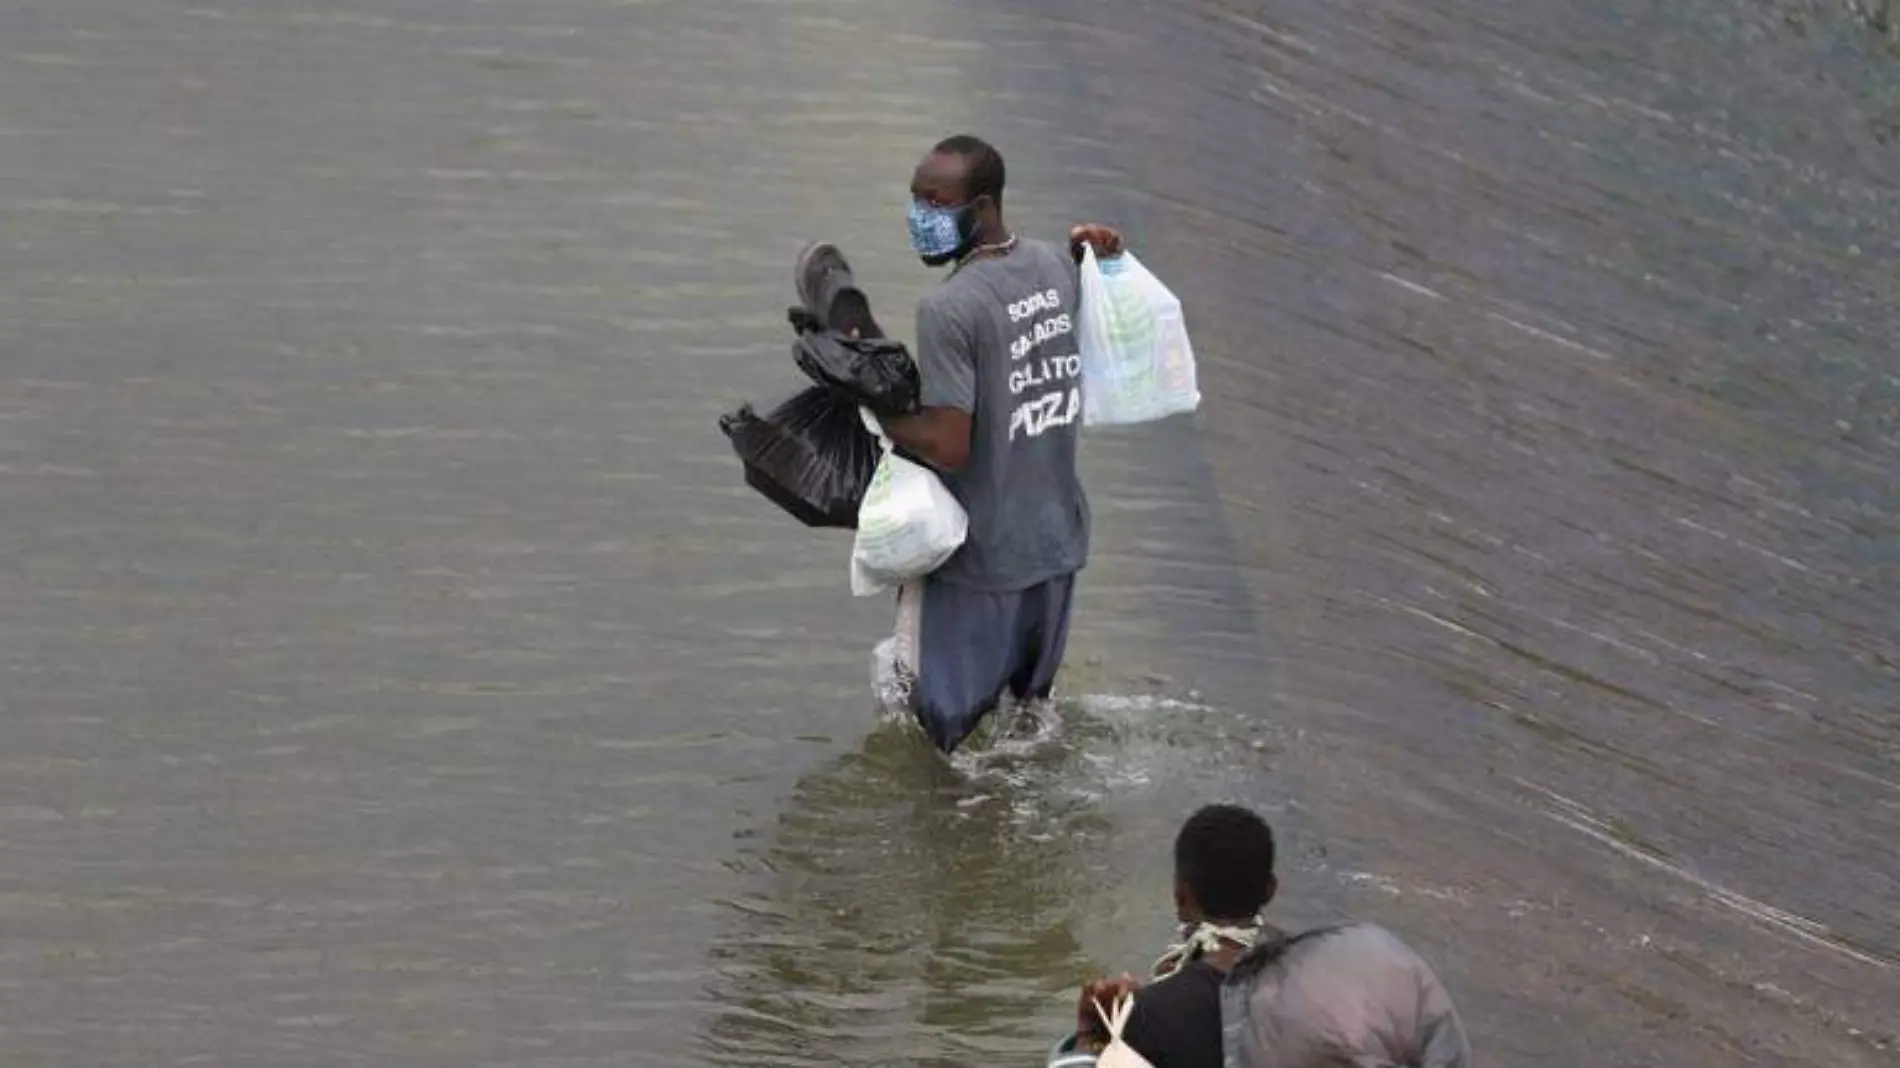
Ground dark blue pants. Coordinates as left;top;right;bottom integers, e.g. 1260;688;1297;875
913;573;1077;753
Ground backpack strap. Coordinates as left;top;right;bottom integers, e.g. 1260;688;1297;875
1219;926;1347;1068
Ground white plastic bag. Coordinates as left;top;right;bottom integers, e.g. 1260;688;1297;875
870;580;922;710
1076;246;1201;426
850;410;967;597
1092;992;1157;1068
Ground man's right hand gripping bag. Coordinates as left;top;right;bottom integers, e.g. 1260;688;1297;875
1076;245;1201;426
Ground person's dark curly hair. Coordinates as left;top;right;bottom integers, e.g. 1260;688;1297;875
1174;804;1278;921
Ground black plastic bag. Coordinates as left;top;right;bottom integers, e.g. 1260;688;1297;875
793;333;921;418
719;385;880;529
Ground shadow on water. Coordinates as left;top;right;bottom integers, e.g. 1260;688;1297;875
697;715;1098;1068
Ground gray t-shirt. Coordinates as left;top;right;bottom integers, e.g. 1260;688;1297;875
915;238;1089;591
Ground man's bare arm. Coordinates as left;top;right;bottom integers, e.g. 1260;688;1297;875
882;407;972;472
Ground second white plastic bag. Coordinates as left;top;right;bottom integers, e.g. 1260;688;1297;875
1076;246;1201;426
1092;992;1158;1068
850;409;967;597
870;580;922;711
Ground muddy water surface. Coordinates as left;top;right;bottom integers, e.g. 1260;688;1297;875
0;1;1894;1066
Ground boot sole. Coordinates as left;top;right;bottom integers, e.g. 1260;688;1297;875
793;240;854;325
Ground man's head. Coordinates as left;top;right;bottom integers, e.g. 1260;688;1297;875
1173;804;1278;924
907;134;1007;265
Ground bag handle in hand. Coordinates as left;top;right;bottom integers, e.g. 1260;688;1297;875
1092;991;1135;1038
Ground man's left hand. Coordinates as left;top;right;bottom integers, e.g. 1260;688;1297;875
1070;223;1125;261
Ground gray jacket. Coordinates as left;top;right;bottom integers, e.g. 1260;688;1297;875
1219;924;1470;1068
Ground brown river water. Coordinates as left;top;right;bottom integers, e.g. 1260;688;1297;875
0;1;1894;1065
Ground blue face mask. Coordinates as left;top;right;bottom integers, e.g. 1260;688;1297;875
908;199;977;266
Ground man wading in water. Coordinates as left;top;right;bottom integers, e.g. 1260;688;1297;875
794;134;1123;753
